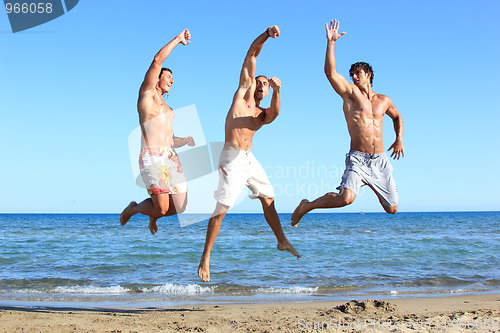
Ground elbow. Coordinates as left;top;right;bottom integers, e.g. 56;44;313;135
324;68;335;80
395;116;403;126
153;60;162;69
246;46;259;58
246;53;258;62
273;109;280;120
153;54;164;65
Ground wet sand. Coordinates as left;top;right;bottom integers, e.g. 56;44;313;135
0;294;499;332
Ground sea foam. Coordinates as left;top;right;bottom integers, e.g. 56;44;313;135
255;286;319;294
144;283;215;294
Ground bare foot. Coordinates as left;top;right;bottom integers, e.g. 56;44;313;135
291;199;309;227
198;258;210;282
277;240;301;258
148;217;158;235
120;201;137;225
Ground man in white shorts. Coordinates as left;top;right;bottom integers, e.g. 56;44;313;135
291;19;405;226
198;26;300;282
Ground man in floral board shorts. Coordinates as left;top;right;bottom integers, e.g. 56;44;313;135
120;29;195;235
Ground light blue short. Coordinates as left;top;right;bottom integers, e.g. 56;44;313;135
339;150;399;207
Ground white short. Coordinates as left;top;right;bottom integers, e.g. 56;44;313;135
214;149;274;207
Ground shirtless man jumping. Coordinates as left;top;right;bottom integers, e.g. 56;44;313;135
120;29;195;234
291;20;404;226
198;26;300;282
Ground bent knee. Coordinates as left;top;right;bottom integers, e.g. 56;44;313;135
260;197;275;209
154;203;170;216
334;191;355;206
158;207;170;216
176;201;187;214
172;196;188;214
384;205;398;214
343;196;355;206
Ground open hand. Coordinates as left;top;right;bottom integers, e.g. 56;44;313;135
326;19;346;42
178;29;191;45
388;140;404;160
267;25;280;38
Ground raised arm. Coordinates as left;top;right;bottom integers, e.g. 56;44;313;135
324;20;352;98
262;77;281;124
234;26;280;101
139;29;191;95
386;103;404;159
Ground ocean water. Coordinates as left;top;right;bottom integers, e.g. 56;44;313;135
0;212;499;307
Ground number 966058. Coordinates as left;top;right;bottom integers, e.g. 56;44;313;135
5;2;53;14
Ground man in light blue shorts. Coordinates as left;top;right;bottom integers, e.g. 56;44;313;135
340;150;399;208
292;19;404;226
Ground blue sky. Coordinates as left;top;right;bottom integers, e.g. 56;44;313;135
1;0;499;213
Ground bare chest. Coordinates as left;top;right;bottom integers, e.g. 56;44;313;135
139;94;174;123
346;97;386;123
227;105;264;131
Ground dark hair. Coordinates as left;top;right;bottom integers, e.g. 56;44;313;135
159;67;172;79
349;62;374;85
255;75;268;81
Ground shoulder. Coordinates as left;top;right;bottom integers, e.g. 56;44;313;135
374;93;394;106
138;92;150;108
374;93;390;101
233;84;256;104
139;86;156;100
138;90;160;115
348;83;363;98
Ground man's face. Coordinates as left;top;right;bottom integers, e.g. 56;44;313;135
158;71;174;93
351;68;370;87
254;76;269;100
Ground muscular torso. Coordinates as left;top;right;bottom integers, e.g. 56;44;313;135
138;91;175;148
224;100;266;150
344;87;391;154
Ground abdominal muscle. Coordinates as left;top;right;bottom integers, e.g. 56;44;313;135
224;127;256;151
140;112;174;148
345;109;385;154
224;107;260;151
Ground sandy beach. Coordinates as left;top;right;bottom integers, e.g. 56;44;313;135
1;294;499;332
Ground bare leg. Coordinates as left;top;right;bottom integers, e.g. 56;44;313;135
291;188;356;227
120;201;137;225
121;192;188;234
366;184;398;215
121;194;170;221
147;192;188;235
168;192;188;215
198;202;228;282
148;216;159;235
259;197;300;258
383;205;398;214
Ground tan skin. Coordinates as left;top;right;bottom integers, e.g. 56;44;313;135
198;26;300;283
291;20;404;226
120;29;195;234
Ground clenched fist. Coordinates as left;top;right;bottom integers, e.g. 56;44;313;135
266;25;280;38
269;77;281;90
178;29;191;45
